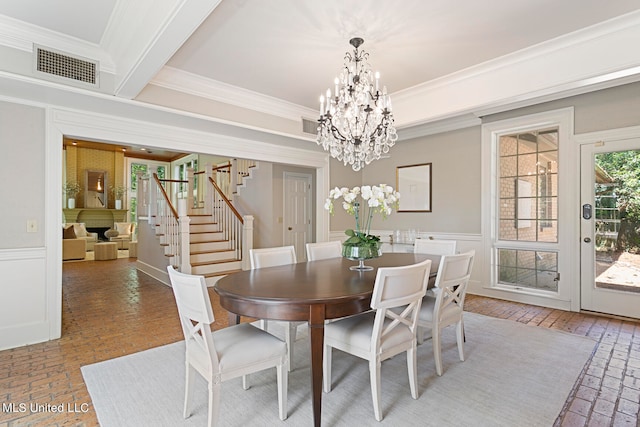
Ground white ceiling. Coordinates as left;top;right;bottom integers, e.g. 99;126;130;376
1;0;640;131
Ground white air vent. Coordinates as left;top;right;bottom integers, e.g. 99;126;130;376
302;118;318;135
34;45;99;87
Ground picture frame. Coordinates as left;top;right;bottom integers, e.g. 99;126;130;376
396;163;432;212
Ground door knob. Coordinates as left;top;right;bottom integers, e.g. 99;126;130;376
583;237;591;243
288;227;292;231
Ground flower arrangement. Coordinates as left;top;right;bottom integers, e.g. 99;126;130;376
325;184;400;253
63;182;81;197
110;185;127;200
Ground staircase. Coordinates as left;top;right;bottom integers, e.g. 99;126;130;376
140;160;255;287
188;213;243;286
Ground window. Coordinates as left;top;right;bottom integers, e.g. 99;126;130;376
495;128;559;292
127;159;168;222
498;129;558;243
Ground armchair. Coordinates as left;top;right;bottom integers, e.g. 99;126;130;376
109;222;136;249
63;223;97;251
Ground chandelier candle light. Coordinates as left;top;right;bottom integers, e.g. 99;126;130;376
317;38;398;171
325;184;400;271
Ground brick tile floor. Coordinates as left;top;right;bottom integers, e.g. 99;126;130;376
0;258;638;426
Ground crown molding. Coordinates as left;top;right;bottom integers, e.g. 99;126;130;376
397;114;481;141
150;66;319;122
391;10;640;128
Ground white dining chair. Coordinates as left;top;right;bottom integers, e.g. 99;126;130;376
305;241;342;261
322;259;432;421
167;266;288;426
417;250;475;376
250;246;303;371
413;238;457;256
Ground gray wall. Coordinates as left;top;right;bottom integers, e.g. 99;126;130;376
328;126;482;235
327;82;640;237
0;101;46;248
484;81;640;134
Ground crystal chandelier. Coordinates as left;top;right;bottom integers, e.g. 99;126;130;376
317;37;397;171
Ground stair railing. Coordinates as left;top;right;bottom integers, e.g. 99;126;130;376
208;177;245;261
151;173;191;272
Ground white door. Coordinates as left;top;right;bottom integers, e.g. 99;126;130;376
580;138;640;319
283;172;312;261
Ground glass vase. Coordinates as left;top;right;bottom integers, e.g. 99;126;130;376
342;241;382;271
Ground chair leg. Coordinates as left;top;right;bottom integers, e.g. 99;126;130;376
277;359;288;420
369;359;383;421
407;345;419;399
208;381;221;427
242;374;249;390
322;344;332;393
416;324;425;345
183;363;195;419
433;326;443;376
285;323;296;372
456;319;465;362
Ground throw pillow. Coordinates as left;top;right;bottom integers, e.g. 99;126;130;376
63;226;76;239
115;223;131;235
72;223;88;237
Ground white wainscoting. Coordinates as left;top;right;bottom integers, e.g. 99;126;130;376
0;248;51;351
327;230;484;294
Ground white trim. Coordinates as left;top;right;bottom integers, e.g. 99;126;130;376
151;66;319;122
392;11;640;129
43;102;331;342
481;108;576;310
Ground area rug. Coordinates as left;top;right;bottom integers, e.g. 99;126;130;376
81;313;596;427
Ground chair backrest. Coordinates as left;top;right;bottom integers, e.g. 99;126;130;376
432;250;475;319
370;259;432;343
305;241;342;261
250;246;297;269
414;239;457;256
167;266;219;371
114;222;135;236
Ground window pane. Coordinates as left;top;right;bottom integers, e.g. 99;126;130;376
518;154;538;176
497;249;558;292
500;136;517;156
518;134;537;154
500;156;517;177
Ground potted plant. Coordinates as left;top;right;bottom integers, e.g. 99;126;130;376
63;182;81;209
325;184;400;270
110;186;127;210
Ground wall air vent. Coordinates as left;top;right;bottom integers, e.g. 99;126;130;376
302;118;318;136
34;45;99;87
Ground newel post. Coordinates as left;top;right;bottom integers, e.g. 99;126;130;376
242;215;254;271
178;199;191;274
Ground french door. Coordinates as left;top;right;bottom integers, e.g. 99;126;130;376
580;138;640;319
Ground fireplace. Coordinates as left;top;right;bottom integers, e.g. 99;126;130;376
87;227;110;241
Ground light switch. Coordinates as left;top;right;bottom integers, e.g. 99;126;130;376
27;220;38;233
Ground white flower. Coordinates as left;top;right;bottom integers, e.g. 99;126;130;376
360;186;372;200
324;184;400;236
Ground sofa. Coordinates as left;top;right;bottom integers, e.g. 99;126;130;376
63;223;98;251
62;238;86;260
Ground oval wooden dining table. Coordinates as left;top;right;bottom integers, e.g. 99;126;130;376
214;252;439;427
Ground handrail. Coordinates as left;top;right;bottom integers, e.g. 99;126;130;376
208;177;243;224
212;162;231;172
154;174;179;219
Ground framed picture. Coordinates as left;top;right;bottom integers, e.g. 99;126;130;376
396;163;432;212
